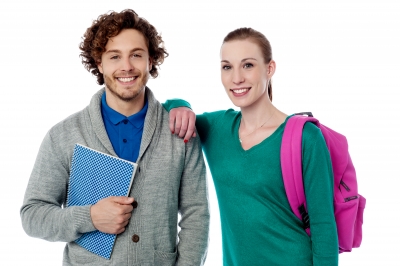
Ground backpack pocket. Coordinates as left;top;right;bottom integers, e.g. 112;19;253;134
334;195;365;253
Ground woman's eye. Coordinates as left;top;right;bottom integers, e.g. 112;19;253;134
244;63;253;69
222;65;231;70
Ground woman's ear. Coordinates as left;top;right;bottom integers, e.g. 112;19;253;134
267;60;276;77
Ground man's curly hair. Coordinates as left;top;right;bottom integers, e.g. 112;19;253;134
79;9;168;85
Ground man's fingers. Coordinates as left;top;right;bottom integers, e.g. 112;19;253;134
124;212;132;220
91;196;135;234
121;204;134;214
116;227;126;235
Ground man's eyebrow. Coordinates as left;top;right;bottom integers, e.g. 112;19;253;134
221;57;258;63
104;48;146;54
104;49;121;54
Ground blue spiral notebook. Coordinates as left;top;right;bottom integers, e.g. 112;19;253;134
66;144;137;259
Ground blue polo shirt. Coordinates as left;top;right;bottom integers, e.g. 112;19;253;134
101;92;148;162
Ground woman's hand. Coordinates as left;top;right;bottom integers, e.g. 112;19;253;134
169;107;197;142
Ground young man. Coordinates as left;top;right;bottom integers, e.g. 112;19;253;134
20;9;209;266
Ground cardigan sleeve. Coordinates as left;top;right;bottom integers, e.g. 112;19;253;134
20;130;96;242
163;98;192;110
175;127;210;265
302;123;339;265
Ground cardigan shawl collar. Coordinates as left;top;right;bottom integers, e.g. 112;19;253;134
88;87;158;161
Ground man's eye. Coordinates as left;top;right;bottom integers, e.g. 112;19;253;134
110;56;119;60
132;54;142;58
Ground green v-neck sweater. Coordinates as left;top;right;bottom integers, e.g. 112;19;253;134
196;110;338;266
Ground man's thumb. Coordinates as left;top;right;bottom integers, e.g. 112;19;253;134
114;196;134;204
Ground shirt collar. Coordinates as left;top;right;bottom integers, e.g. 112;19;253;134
101;92;148;128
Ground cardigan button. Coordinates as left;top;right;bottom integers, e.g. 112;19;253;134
132;234;140;243
132;200;138;208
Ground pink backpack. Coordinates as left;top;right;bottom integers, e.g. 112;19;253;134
280;112;366;253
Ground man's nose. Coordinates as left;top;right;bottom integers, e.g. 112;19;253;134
120;57;134;72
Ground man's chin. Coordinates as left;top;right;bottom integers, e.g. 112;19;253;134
105;74;147;103
115;86;145;102
118;94;139;102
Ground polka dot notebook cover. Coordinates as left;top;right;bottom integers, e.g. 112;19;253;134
66;144;137;259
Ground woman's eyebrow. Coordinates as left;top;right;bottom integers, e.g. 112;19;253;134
221;57;257;63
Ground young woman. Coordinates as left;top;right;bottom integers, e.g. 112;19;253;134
166;28;338;265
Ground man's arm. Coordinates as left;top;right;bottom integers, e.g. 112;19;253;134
20;131;96;242
176;130;210;265
20;131;135;241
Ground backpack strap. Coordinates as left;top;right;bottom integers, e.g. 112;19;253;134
281;113;320;236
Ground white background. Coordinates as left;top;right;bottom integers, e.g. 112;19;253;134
1;0;399;265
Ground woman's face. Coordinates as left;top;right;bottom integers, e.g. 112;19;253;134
220;39;274;109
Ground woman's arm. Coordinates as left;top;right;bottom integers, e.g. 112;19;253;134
302;123;339;265
162;99;224;144
163;99;196;141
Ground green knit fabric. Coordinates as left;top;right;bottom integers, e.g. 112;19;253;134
163;101;338;265
199;110;338;265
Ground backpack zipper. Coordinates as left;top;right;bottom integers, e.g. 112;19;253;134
340;180;350;191
345;196;358;202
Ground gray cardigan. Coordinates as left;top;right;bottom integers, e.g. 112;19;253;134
21;88;209;266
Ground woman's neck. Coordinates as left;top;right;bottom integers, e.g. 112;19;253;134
238;96;288;150
240;95;276;128
239;93;288;136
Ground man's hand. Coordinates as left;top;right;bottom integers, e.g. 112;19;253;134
90;196;134;234
169;107;197;142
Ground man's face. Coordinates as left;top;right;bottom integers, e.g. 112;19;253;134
98;29;152;103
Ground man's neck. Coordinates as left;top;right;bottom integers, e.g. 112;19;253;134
105;88;146;117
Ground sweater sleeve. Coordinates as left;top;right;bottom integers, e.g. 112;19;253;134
162;98;226;147
20;130;96;242
162;99;192;110
176;128;210;265
195;112;224;145
302;123;339;265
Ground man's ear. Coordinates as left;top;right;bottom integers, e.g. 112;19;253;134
148;58;152;71
97;61;104;74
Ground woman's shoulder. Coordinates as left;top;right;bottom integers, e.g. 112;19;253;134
196;109;240;140
198;108;239;122
301;121;326;149
303;121;321;136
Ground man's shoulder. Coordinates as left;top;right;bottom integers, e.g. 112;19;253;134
48;89;103;136
48;107;89;138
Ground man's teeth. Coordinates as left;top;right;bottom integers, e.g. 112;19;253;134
233;88;249;93
118;77;136;82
